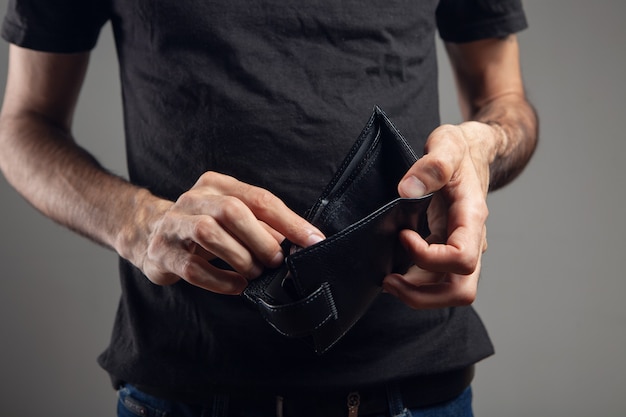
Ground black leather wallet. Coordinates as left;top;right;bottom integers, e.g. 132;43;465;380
243;107;432;354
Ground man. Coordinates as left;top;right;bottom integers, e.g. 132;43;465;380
0;0;537;416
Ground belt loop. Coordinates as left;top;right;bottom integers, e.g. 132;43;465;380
276;395;284;417
347;391;360;417
211;393;229;417
386;383;411;417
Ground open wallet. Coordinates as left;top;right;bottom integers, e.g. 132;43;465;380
243;106;432;354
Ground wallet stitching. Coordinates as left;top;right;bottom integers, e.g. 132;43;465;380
333;141;383;210
258;282;336;336
290;198;409;267
317;139;384;227
307;113;378;220
259;281;331;313
313;290;381;354
290;197;430;284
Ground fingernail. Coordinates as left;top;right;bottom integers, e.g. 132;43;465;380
250;264;264;278
271;251;284;266
307;233;324;247
400;176;427;198
382;281;398;297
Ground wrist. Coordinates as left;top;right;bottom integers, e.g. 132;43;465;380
458;120;505;167
114;188;172;268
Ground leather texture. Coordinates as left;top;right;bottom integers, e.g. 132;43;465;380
243;107;432;354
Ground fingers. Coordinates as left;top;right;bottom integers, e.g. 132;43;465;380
384;202;486;309
175;191;284;270
140;171;325;295
400;212;487;276
399;156;488;277
199;172;325;248
143;245;249;295
142;201;270;294
382;256;482;309
389;124;492;309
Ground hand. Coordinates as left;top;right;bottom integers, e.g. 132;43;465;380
127;172;325;295
382;122;497;309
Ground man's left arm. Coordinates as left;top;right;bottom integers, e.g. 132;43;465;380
383;35;538;308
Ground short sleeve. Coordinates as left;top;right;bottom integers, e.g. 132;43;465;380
436;0;528;43
1;0;110;53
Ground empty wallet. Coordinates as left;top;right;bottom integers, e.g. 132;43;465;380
243;106;432;354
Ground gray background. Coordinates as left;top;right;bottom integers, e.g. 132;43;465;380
0;1;624;415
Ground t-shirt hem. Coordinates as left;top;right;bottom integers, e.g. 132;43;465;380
438;11;528;43
1;18;99;53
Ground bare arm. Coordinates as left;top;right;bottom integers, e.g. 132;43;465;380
0;45;323;294
446;35;538;190
0;46;150;251
383;35;538;308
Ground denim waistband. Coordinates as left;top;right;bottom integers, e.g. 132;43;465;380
133;366;474;417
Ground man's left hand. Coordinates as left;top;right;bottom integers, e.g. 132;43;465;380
383;121;498;309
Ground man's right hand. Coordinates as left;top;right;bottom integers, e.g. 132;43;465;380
123;172;325;295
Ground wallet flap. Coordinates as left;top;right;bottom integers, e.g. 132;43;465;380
256;282;338;338
288;197;430;353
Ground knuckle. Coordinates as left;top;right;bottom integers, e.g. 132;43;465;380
198;170;219;185
219;196;248;221
468;205;489;233
456;250;480;276
242;263;261;280
178;255;200;283
248;188;275;211
141;264;159;283
146;234;168;260
227;252;259;279
192;217;218;243
429;124;465;149
431;123;456;136
142;261;178;286
220;196;245;215
422;157;453;185
436;124;467;147
149;272;179;286
477;200;489;220
454;286;477;306
175;190;198;207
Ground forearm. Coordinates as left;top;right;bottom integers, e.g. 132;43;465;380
0;111;325;295
0;111;170;263
446;35;539;191
469;92;538;191
0;46;327;295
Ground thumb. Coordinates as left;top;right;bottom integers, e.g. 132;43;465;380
398;125;465;198
398;174;428;198
398;152;455;198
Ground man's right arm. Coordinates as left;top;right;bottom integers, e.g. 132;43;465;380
0;46;152;259
0;45;324;294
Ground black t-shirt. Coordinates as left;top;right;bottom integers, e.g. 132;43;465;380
2;0;527;393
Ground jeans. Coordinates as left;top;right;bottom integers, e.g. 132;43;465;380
117;383;473;417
